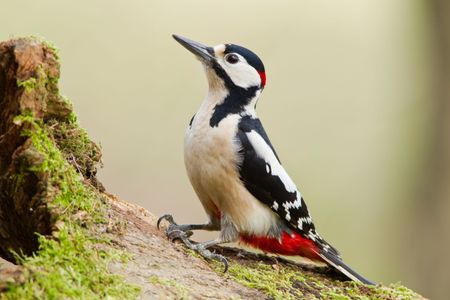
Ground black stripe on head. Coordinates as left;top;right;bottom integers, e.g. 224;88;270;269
225;44;265;73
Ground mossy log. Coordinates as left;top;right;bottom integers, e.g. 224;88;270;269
0;38;426;299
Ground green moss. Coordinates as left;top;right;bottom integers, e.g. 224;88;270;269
148;276;190;299
16;78;37;93
46;118;102;181
365;282;423;300
3;113;140;299
40;39;60;61
67;111;78;124
216;261;307;300
206;256;422;299
16;63;47;94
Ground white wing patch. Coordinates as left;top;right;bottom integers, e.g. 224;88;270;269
246;130;305;221
246;131;297;193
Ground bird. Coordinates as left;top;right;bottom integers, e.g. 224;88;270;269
158;34;374;285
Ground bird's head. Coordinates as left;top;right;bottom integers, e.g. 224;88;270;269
173;34;266;93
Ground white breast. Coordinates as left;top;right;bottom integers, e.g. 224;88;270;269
184;99;280;236
184;102;241;216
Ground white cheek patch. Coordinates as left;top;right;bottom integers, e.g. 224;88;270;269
217;56;261;89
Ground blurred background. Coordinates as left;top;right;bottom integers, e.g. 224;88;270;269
1;1;449;298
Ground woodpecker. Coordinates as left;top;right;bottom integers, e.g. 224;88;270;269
158;35;374;285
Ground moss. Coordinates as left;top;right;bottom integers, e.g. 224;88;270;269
16;63;48;93
364;282;423;300
16;78;37;93
148;275;190;299
215;261;308;299
205;255;423;299
40;39;60;61
67;111;78;124
46;118;102;182
2;113;140;299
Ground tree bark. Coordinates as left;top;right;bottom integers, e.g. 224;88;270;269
0;38;425;299
0;38;65;260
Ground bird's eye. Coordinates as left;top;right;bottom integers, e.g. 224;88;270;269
225;54;239;64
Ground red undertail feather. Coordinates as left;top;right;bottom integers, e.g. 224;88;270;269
240;231;322;261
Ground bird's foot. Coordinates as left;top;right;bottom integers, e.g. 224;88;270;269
156;214;228;272
184;240;229;273
157;214;194;239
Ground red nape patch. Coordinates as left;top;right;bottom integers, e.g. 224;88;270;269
258;71;266;87
240;231;322;261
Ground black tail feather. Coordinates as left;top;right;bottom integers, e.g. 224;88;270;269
317;250;375;285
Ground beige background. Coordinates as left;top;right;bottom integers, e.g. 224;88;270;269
1;1;448;298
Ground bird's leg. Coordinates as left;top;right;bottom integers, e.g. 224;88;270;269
173;235;234;272
157;214;220;240
157;214;238;272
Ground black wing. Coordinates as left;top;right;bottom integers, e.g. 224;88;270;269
237;115;339;256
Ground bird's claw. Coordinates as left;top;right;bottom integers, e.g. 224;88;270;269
213;253;229;273
156;214;228;273
157;214;177;229
167;224;193;238
157;214;193;239
167;229;190;243
193;245;229;273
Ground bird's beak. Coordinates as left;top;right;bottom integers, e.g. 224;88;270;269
173;34;215;63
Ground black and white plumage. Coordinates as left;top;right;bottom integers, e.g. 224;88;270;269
158;34;374;285
237;116;329;245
